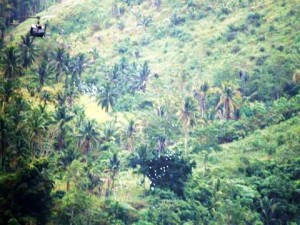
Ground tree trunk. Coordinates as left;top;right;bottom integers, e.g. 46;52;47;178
66;180;70;191
225;98;230;120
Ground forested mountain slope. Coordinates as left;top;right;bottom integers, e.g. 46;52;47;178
0;0;299;224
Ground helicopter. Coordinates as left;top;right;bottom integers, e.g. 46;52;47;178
28;15;54;37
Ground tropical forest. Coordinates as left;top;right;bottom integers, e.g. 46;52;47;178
0;0;300;224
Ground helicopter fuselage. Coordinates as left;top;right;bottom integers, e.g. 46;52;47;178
30;24;46;37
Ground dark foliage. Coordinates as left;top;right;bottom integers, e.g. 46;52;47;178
0;159;54;225
146;152;195;196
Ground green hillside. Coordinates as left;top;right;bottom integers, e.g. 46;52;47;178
0;0;300;224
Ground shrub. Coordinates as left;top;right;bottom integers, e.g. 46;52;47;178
226;32;237;42
247;12;262;27
171;12;186;26
231;45;241;53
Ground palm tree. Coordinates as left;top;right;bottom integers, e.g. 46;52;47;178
134;61;150;92
57;147;79;191
65;56;80;89
0;114;14;170
108;152;120;195
35;59;55;91
130;145;149;190
179;97;197;155
19;33;37;68
54;106;74;151
77;120;100;161
125;119;136;152
40;91;52;107
63;52;72;87
52;47;67;82
101;121;119;143
215;81;241;120
194;81;209;118
73;105;86;128
96;83;118;113
76;53;87;79
0;46;22;79
26;107;47;157
0;79;18;112
260;197;280;225
55;91;67;106
0;18;6;42
239;70;248;95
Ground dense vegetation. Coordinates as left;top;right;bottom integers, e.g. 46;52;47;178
0;0;299;224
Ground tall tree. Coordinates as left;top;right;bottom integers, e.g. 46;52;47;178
194;81;209;118
52;47;67;82
215;81;240;120
19;33;37;68
134;61;150;92
96;83;118;113
0;46;22;79
108;152;120;195
129;144;150;189
35;59;55;91
239;70;248;95
125;119;136;152
0;78;19;112
40;90;52;107
57;147;79;191
25;107;47;157
77;120;100;161
0;114;14;170
53;105;74;151
75;53;87;79
179;97;197;155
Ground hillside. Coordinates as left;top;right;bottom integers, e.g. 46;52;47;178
0;0;300;224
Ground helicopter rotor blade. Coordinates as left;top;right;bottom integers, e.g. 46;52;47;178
27;15;55;20
40;15;56;19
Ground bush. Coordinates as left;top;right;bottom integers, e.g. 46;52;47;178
247;12;262;27
139;151;195;196
171;13;186;26
231;45;241;53
226;32;237;42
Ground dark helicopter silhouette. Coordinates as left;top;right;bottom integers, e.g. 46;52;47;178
29;15;54;37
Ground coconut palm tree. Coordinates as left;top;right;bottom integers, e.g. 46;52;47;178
54;106;74;151
101;121;119;143
26;107;47;157
19;33;37;68
215;81;241;120
239;70;248;95
0;79;19;112
130;144;149;190
77;119;100;161
134;61;150;92
0;46;22;79
108;152;120;195
57;147;79;191
194;81;209;118
35;59;55;91
52;47;67;82
125;119;136;152
72;105;86;128
55;91;67;106
75;53;87;79
96;83;118;113
40;91;52;107
0;114;14;170
179;97;197;155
